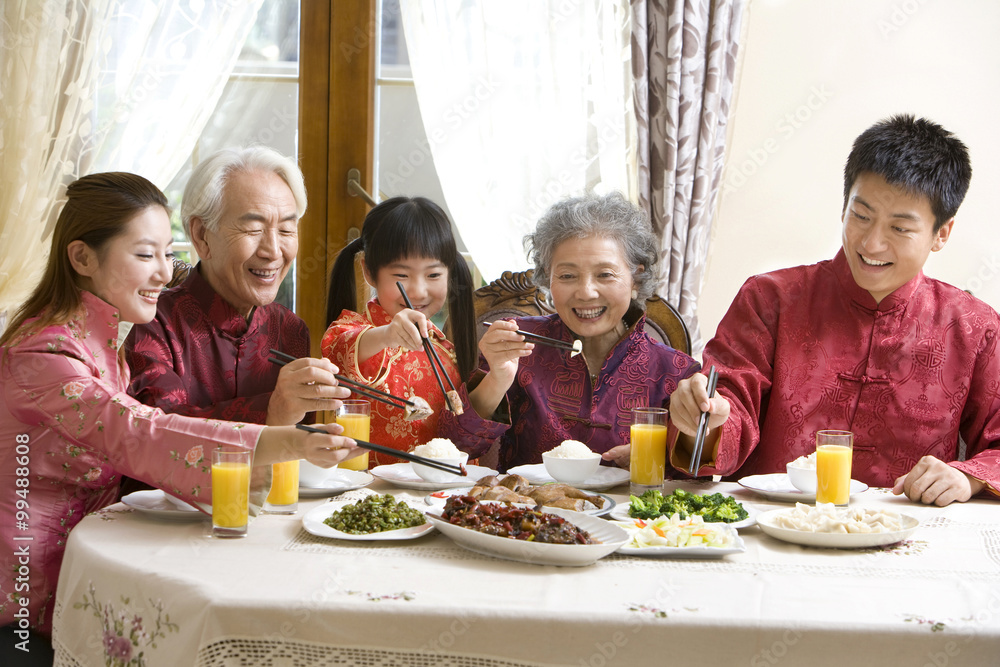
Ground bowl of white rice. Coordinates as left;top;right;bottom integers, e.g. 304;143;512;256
542;440;601;485
410;438;469;483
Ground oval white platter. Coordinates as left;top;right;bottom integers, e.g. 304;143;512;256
424;503;628;566
756;508;920;549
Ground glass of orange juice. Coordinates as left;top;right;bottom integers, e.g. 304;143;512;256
815;430;853;506
211;449;251;538
264;460;299;514
336;400;371;471
630;407;669;496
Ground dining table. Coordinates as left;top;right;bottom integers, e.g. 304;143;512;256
50;475;1000;666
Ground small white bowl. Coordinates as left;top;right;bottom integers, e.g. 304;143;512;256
786;461;817;494
299;459;336;486
411;453;469;484
542;452;602;485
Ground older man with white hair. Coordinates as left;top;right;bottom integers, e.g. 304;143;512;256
126;146;348;425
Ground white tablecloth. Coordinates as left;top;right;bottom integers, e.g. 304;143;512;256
51;480;1000;666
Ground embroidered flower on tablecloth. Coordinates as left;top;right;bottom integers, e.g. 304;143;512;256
62;381;86;400
76;583;178;665
84;468;103;482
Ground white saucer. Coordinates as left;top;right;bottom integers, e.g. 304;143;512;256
121;490;207;521
370;463;498;490
506;463;629;491
738;473;869;502
298;469;375;498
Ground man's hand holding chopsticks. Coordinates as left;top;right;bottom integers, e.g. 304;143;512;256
669;372;731;471
266;357;351;425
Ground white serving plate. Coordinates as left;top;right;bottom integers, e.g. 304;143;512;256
371;463;497;490
298;469;374;498
506;463;629;491
424;487;616;517
738;473;868;502
302;497;434;541
612;518;747;558
756;508;920;549
121;490;206;521
425;504;628;566
608;502;758;530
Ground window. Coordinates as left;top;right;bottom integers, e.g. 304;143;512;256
166;0;300;310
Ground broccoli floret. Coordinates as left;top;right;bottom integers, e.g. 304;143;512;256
628;490;666;519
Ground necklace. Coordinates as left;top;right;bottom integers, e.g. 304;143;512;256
586;319;628;384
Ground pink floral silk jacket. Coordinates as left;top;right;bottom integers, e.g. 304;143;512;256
0;292;264;633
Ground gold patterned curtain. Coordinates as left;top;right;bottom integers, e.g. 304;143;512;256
630;0;747;353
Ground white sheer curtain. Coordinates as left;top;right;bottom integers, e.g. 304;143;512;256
0;0;262;318
399;0;635;281
0;0;114;314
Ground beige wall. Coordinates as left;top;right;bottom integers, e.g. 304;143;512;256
700;0;1000;350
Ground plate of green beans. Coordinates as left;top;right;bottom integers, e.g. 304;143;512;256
302;493;434;541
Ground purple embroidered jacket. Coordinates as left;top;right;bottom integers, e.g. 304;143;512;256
439;309;699;472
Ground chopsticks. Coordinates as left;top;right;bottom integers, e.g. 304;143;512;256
481;321;583;356
395;281;460;412
688;365;719;476
268;349;415;410
295;424;466;476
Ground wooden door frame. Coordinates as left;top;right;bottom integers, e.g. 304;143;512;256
298;0;376;357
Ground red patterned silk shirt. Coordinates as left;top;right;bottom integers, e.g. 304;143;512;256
126;265;309;423
681;249;1000;496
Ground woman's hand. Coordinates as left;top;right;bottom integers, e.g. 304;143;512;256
255;423;361;468
602;444;631;468
479;320;533;387
467;320;534;419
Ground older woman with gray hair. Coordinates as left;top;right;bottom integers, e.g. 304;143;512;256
438;192;700;472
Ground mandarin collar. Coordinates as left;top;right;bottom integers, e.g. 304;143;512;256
79;290;126;356
179;264;262;339
832;248;924;312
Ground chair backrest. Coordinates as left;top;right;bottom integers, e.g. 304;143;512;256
472;269;691;355
167;258;194;289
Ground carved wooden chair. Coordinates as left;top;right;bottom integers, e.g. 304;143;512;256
167;257;194;289
473;269;691;355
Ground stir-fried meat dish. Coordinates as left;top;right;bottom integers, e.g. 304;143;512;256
441;495;597;544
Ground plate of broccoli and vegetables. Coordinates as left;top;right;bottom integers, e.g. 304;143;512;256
611;489;757;529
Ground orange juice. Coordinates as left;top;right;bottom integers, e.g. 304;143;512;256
267;460;299;506
816;444;852;505
211;461;250;528
630;423;668;486
337;412;371;471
